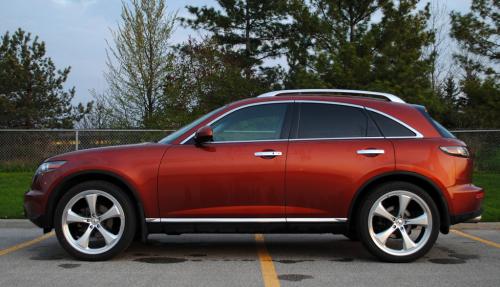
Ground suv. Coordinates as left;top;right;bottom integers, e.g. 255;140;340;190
24;89;483;262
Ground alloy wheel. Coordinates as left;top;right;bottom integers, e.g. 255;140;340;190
61;190;125;255
367;190;432;256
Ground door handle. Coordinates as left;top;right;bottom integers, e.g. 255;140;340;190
357;149;385;155
254;151;283;158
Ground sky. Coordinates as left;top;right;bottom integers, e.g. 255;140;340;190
0;0;471;105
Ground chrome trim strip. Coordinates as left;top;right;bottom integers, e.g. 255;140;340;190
257;89;406;103
145;218;161;223
144;218;348;223
286;218;347;223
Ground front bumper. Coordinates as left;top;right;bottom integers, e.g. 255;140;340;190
24;189;49;230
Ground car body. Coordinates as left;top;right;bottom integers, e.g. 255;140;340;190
24;89;484;262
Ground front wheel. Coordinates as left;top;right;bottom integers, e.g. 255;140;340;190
54;181;136;261
358;182;440;262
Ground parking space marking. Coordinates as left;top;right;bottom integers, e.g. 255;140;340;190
451;229;500;249
0;231;54;256
255;234;280;287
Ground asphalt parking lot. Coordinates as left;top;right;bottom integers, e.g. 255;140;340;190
1;220;499;287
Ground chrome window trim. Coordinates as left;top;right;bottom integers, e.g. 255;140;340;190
257;89;406;103
145;217;347;223
179;100;424;144
180;100;294;144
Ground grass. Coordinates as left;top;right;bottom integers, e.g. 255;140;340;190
0;171;499;221
473;172;500;222
0;172;33;219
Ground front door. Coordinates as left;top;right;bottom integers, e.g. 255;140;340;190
158;102;291;219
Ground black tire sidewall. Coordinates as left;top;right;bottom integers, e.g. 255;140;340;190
358;181;440;263
54;180;137;261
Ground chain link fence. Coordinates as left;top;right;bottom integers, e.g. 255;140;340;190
0;129;174;171
0;129;499;172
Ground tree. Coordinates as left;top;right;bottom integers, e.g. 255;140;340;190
162;38;271;127
285;0;437;107
450;0;500;128
104;0;176;128
182;0;289;78
0;28;91;128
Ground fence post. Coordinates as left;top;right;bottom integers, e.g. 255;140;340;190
75;130;79;151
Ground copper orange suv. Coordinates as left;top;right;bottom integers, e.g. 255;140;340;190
24;89;484;262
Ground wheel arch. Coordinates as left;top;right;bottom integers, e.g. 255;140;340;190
348;171;451;234
46;170;147;241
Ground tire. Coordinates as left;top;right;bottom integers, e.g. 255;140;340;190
54;180;137;261
342;231;359;241
358;181;440;263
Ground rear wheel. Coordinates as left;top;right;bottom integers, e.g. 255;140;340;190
358;182;440;262
54;181;136;261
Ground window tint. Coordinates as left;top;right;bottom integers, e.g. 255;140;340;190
297;103;381;138
211;103;288;142
368;111;417;137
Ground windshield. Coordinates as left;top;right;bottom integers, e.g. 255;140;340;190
158;106;226;144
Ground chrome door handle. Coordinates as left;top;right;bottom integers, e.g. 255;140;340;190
254;151;282;157
357;149;385;155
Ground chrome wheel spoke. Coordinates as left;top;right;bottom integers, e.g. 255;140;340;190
374;202;394;222
398;195;412;218
400;226;417;250
406;213;428;226
85;194;98;216
76;225;93;249
96;225;118;245
66;209;89;224
100;205;121;221
375;226;396;245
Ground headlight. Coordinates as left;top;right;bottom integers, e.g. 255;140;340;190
36;161;66;174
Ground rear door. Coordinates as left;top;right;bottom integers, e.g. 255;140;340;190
285;101;395;220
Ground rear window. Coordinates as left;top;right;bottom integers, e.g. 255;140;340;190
413;105;455;138
368;111;417;137
297;103;382;138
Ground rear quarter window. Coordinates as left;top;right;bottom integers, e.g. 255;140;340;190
368;111;417;137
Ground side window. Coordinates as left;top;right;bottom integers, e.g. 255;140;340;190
297;103;381;138
368;111;417;137
211;103;288;142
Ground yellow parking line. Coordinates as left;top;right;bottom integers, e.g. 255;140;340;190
0;231;54;256
451;229;500;249
255;234;280;287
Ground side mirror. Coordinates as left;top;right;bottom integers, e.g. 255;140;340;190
194;126;213;145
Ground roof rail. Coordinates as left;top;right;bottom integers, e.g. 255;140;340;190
257;89;405;103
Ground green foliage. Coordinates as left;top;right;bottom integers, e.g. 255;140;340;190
104;0;176;128
0;28;91;128
163;38;270;127
182;0;289;77
448;0;500;129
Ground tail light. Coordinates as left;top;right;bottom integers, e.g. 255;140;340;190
439;146;470;158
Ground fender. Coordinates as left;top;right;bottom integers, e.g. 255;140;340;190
46;169;148;241
347;170;451;234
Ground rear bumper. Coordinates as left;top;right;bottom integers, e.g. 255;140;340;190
447;184;484;225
